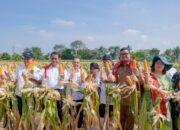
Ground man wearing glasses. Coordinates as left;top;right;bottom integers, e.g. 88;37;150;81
112;47;143;130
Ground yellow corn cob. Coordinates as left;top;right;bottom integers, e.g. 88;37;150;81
80;67;83;76
81;72;85;82
105;62;110;71
126;76;133;86
27;60;36;70
72;67;75;78
7;64;11;73
87;74;93;84
143;59;148;72
132;59;137;68
0;66;3;75
100;66;104;79
59;64;64;75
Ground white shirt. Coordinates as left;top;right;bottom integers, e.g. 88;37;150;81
91;72;101;84
40;65;68;90
16;64;41;96
99;68;116;105
66;68;86;101
166;67;177;79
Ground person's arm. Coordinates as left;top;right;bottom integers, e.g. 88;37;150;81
29;68;43;85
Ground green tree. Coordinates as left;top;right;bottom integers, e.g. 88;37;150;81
0;52;11;60
70;40;86;55
31;47;44;60
44;53;50;60
108;46;120;59
11;53;22;61
163;49;173;61
172;46;180;62
53;44;66;56
132;49;151;61
78;49;98;59
149;48;160;60
95;46;108;59
61;49;74;59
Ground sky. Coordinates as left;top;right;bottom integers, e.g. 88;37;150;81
0;0;180;54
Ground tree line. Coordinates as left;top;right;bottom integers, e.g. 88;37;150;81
0;40;179;62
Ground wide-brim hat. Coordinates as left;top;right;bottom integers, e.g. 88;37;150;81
151;55;172;71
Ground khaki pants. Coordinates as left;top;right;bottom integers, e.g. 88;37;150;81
120;104;134;130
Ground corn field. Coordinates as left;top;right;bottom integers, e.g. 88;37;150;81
0;60;179;130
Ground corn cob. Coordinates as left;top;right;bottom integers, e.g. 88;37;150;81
126;76;133;86
100;66;104;80
81;72;85;82
59;63;64;75
105;62;110;72
132;59;137;68
87;74;93;84
143;59;148;72
0;66;3;75
27;60;36;70
7;64;11;73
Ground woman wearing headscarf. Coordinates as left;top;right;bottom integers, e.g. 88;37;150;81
140;56;173;130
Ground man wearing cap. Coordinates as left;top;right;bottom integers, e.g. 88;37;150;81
112;48;143;130
66;58;87;128
15;51;41;116
39;51;67;120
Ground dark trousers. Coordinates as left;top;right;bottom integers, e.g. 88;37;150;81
16;95;22;116
170;100;180;130
55;89;63;121
74;99;83;128
99;104;113;118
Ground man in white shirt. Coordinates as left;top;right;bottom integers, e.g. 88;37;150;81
66;58;86;128
16;51;41;116
41;52;67;90
40;51;67;120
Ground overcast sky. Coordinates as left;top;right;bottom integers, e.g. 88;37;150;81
0;0;180;54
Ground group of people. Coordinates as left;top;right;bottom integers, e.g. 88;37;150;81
14;47;179;130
